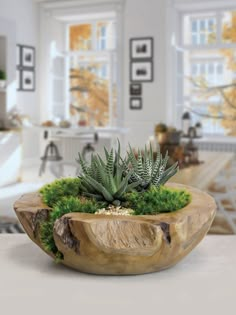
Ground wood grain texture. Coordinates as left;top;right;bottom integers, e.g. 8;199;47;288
14;183;216;275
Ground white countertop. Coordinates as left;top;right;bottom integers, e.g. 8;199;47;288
0;235;235;315
34;125;129;136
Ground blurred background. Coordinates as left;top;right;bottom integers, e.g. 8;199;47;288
0;0;236;234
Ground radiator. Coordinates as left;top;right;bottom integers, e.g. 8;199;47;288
196;142;236;153
182;137;236;153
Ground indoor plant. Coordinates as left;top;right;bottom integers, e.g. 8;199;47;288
154;122;168;144
0;69;6;89
14;142;216;275
155;123;182;145
167;126;182;144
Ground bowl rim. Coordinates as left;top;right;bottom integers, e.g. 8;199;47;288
14;182;216;223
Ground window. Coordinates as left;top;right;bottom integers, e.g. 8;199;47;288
69;24;92;51
177;9;236;135
190;60;224;85
190;17;216;45
68;18;117;127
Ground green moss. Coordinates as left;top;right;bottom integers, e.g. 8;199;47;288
40;178;82;207
40;196;104;258
124;185;191;215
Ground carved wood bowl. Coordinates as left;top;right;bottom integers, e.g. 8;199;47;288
14;183;216;275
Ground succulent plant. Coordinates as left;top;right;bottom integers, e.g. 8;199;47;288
126;144;179;190
77;142;141;205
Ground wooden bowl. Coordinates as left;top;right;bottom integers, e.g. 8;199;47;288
14;183;216;275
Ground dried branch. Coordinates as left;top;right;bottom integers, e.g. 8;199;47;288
189;77;236;110
185;106;236;121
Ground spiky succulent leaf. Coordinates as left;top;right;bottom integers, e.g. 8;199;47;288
127;144;138;169
114;171;133;198
77;153;89;175
104;147;110;161
126;180;143;193
106;149;114;175
114;164;123;187
82;176;114;202
77;142;140;203
158;162;179;186
152;149;161;178
126;143;178;189
83;192;104;201
137;150;144;177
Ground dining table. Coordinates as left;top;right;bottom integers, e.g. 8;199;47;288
0;234;235;315
170;150;235;190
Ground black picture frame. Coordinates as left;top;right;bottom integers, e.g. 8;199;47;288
21;69;35;91
130;83;142;96
130;97;142;110
16;44;36;92
130;37;153;60
22;45;35;68
130;60;153;82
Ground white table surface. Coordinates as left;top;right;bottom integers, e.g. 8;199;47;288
0;235;235;315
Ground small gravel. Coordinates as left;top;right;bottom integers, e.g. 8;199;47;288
95;206;135;216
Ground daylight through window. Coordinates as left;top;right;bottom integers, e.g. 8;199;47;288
178;9;236;135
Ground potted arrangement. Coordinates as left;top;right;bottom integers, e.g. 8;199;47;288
0;69;6;89
14;142;216;275
167;127;182;145
155;123;182;145
154;123;168;144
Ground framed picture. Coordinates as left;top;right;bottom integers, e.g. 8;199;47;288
22;69;35;91
130;60;153;82
22;46;35;68
130;97;142;110
130;83;142;96
130;37;153;60
16;44;36;92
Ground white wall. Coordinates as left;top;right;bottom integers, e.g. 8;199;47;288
0;0;40;161
123;0;168;149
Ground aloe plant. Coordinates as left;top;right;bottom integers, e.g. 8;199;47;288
126;144;179;190
77;142;141;205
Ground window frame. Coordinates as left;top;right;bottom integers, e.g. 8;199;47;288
174;5;236;135
65;17;118;127
39;0;125;127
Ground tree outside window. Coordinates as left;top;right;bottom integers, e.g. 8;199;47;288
69;20;116;127
180;10;236;135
